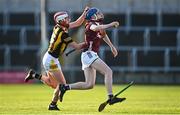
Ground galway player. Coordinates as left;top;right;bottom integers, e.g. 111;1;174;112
60;7;126;105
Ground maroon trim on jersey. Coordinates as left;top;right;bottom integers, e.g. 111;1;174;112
83;21;103;53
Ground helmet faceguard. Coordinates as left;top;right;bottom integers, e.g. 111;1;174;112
85;7;104;22
54;11;70;28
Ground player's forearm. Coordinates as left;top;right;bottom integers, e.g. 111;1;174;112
69;17;84;29
69;7;88;28
70;41;86;50
94;24;113;31
103;35;114;48
71;13;86;27
74;6;89;26
78;42;87;50
94;21;119;31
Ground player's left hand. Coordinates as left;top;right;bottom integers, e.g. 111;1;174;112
111;46;118;57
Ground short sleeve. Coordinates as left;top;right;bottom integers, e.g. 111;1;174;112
90;24;97;31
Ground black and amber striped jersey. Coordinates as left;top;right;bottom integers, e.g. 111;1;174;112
48;25;73;58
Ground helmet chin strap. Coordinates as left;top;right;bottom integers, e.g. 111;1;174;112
94;14;98;20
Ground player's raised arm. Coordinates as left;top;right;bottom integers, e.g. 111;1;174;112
69;6;89;29
91;21;119;31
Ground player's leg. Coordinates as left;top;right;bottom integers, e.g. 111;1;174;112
47;69;68;102
91;58;126;105
48;70;66;85
45;71;60;110
46;70;67;110
24;69;58;89
59;67;96;102
59;51;98;100
69;67;96;89
25;70;61;110
25;52;67;110
65;51;98;90
40;74;57;89
24;69;42;82
48;85;60;110
91;58;113;96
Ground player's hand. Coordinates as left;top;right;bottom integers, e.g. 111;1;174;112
84;6;90;14
85;6;90;11
82;6;90;18
110;21;119;28
111;46;118;57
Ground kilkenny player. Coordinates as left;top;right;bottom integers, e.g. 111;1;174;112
24;7;89;110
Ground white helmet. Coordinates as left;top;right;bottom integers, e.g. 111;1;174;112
54;11;69;24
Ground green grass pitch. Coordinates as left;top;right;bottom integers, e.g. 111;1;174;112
0;84;180;115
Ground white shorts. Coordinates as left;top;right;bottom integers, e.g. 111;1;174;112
42;52;61;71
81;51;99;70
